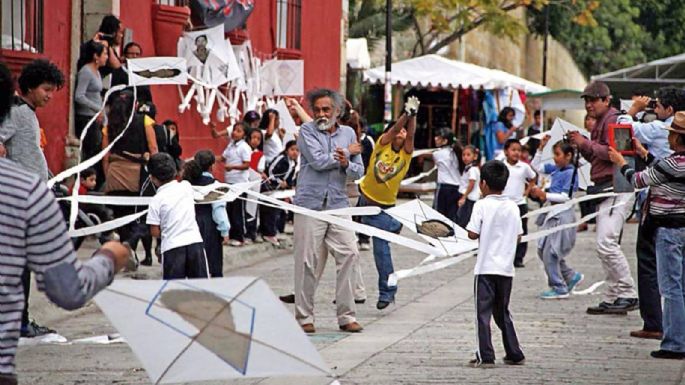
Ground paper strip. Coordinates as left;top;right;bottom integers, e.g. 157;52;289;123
242;189;446;256
400;166;437;186
572;280;605;295
68;210;148;238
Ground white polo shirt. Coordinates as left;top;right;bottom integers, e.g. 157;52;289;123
433;147;461;186
502;160;536;205
222;139;252;184
459;165;481;201
147;180;204;253
466;194;522;277
262;131;284;164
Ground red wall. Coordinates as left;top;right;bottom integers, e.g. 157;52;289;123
34;0;72;174
28;0;342;174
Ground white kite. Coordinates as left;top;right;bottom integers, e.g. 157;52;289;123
178;24;242;124
539;118;593;189
260;59;304;96
95;277;331;384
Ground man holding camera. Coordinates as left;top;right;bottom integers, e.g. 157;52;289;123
615;87;685;339
569;81;639;315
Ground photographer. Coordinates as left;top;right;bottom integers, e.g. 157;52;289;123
616;87;685;340
569;81;638;315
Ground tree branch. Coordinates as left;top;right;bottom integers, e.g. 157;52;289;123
424;2;522;55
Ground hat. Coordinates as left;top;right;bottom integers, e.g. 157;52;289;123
243;110;260;123
667;111;685;135
580;81;611;99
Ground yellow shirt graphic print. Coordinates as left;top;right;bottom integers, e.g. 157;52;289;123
360;138;412;206
374;152;406;183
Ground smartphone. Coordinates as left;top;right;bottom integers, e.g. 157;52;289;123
608;124;635;156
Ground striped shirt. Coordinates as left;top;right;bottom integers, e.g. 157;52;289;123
622;152;685;227
0;158;115;376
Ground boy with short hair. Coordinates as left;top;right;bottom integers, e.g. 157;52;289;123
146;153;208;279
466;160;526;368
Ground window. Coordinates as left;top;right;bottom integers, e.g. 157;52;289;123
1;0;43;52
276;0;301;51
157;0;190;6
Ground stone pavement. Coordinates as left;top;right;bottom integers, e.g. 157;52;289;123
15;205;685;385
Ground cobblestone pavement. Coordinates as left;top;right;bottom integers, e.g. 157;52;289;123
15;204;685;384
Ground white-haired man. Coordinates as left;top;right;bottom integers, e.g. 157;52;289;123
293;88;364;333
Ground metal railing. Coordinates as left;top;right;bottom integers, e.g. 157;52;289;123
1;0;43;52
276;0;301;51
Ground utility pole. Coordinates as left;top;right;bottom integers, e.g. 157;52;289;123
384;0;392;123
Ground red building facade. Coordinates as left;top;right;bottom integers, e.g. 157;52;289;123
0;0;343;174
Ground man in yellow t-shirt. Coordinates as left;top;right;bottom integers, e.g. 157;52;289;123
359;96;419;310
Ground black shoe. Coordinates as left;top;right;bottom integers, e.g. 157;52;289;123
21;320;56;338
279;294;295;304
650;350;685;359
587;298;638;315
140;256;153;266
514;261;525;268
503;356;526;365
587;301;621;315
376;300;392;310
611;297;639;312
468;358;495;368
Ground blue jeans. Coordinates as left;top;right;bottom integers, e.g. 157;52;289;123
360;201;403;302
656;227;685;352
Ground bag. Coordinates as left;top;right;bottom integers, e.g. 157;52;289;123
104;154;142;193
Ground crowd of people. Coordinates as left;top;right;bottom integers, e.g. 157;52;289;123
1;12;685;384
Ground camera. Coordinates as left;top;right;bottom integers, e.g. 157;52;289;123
647;99;657;110
98;33;115;45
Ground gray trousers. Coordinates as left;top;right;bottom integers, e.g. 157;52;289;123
293;214;357;326
596;193;637;302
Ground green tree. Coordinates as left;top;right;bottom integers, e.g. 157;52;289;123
348;0;595;58
528;0;685;76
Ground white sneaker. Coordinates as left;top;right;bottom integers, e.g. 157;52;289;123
229;240;244;247
359;242;371;251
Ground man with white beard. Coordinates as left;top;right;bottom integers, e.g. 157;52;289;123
292;88;365;334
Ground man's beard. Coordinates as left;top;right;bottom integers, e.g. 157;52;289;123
316;117;335;131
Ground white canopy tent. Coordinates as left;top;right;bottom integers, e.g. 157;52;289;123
592;52;685;98
363;54;549;93
527;89;585;131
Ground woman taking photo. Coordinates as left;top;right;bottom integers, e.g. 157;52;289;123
75;39;108;187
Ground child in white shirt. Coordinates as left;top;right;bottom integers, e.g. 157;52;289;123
502;139;537;267
146;153;208;279
457;145;481;228
218;122;252;246
430;128;463;223
466;160;525;368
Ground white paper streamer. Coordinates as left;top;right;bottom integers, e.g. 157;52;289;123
523;192;618;219
48;84;129;188
521;201;626;243
68;210;147;238
572;280;605;295
242;189;447;256
388;251;477;286
400;166;437;186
